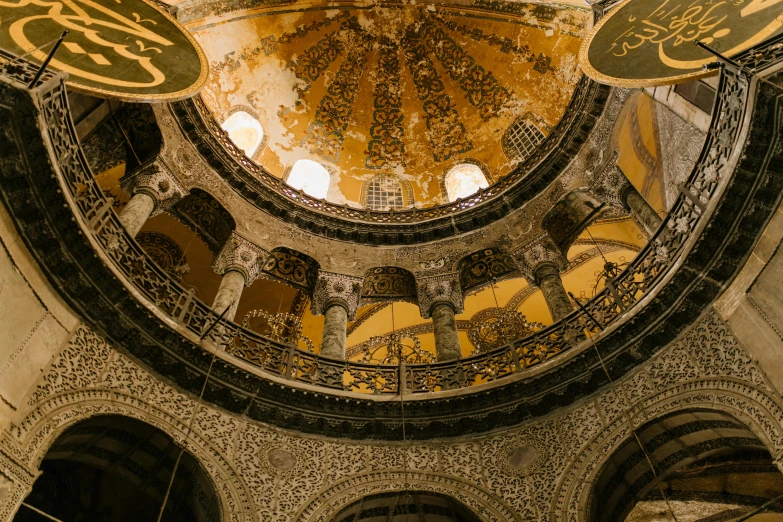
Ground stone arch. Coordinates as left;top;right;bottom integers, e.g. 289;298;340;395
261;247;320;293
361;174;413;210
456;247;520;294
171;188;237;257
361;266;417;303
294;471;518;522
552;379;783;521
6;390;254;522
540;189;611;256
218;105;267;160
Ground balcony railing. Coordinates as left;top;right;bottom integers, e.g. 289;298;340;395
2;50;755;396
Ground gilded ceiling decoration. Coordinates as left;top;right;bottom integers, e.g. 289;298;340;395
191;2;589;207
360;267;417;302
136;232;189;282
457;247;520;293
172;188;236;255
261;247;320;291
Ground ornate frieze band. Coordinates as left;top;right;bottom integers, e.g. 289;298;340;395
311;271;363;320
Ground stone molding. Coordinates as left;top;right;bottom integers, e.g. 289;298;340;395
512;234;569;285
310;271;363;321
589;153;633;212
416;273;464;318
212;231;270;286
119;158;187;217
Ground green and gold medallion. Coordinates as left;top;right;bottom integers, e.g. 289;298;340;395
579;0;783;87
0;0;208;101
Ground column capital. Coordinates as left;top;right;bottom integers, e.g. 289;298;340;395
311;271;363;321
590;154;633;213
512;234;569;285
416;273;464;319
212;232;269;287
120;159;187;217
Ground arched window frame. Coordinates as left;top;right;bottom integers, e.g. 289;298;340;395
501;112;551;163
284;159;332;200
361;174;413;210
219;106;267;161
441;160;493;203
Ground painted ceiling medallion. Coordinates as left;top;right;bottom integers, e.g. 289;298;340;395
193;2;588;208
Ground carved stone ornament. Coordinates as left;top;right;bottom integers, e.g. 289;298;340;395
311;271;363;321
590;153;633;212
416;273;464;318
212;232;270;286
119;158;187;217
512;234;568;284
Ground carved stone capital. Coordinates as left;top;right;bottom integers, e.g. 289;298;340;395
590;154;633;212
212;232;269;287
416;273;464;319
311;271;363;321
512;234;569;285
120;159;187;217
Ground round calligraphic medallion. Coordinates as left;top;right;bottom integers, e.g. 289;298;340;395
0;0;208;101
579;0;783;87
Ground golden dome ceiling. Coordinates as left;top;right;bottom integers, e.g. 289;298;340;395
189;2;590;207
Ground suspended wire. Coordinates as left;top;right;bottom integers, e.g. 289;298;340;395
156;300;234;522
569;293;679;522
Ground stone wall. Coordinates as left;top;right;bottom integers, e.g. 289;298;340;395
0;203;80;432
0;307;779;522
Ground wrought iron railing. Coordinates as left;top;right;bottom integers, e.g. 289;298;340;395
7;54;752;396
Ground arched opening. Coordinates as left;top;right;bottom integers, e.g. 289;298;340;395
590;409;783;521
286;159;330;199
329;491;481;522
502;114;546;163
362;175;412;210
220;110;264;158
15;415;220;522
444;163;489;202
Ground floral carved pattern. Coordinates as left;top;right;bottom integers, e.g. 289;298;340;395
366;37;406;170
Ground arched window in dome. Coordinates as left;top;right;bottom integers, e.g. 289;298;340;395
362;175;412;210
502;113;547;162
444;163;489;202
220;109;264;159
286;159;330;199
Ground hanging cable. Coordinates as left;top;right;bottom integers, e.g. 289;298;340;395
569;292;679;522
156;300;234;522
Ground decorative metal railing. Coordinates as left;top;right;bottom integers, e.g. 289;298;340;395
6;53;753;396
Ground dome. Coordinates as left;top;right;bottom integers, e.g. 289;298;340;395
191;2;587;207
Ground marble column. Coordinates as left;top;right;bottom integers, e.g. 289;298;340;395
118;192;156;238
514;234;574;323
592;157;663;238
119;159;186;237
416;274;464;361
431;302;461;361
211;232;269;322
624;188;663;238
320;304;348;360
534;263;574;322
311;271;363;360
212;269;245;321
